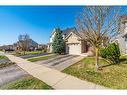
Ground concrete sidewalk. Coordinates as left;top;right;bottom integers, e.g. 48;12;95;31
3;53;107;89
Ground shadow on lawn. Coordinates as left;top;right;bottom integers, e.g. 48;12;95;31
101;63;115;68
120;58;127;64
101;58;127;68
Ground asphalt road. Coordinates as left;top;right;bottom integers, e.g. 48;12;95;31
0;65;28;87
0;59;10;64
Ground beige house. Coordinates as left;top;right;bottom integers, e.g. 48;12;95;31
48;27;91;55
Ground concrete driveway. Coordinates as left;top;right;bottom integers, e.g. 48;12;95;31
35;54;84;71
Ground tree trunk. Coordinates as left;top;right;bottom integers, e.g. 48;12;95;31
23;50;25;55
95;47;99;70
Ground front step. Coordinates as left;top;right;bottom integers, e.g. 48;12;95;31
80;53;88;57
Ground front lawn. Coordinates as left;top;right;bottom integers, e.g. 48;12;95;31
63;56;127;89
1;76;53;89
0;56;15;68
12;51;44;56
24;51;43;55
0;56;8;60
27;54;57;62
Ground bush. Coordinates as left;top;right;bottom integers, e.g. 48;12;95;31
5;49;14;52
100;43;120;64
107;43;120;64
100;48;107;58
36;48;42;51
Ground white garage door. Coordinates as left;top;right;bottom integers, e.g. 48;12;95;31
68;43;81;55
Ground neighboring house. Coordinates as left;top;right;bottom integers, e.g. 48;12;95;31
17;39;38;51
0;38;38;51
48;27;91;55
29;39;38;50
38;44;47;51
0;45;14;51
111;15;127;54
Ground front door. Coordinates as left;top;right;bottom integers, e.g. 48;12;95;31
81;41;89;53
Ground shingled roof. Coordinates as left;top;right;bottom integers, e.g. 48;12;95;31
51;27;86;40
62;27;85;39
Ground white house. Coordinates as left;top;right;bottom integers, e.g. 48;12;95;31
48;27;92;55
111;15;127;54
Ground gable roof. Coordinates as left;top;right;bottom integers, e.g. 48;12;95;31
65;32;81;40
62;27;77;36
50;27;86;40
63;27;84;39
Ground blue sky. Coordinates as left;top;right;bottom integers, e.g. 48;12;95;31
0;6;84;46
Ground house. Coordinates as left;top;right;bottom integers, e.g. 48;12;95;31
0;45;14;51
17;38;38;51
28;39;38;50
0;37;38;51
48;27;92;55
111;15;127;54
38;44;47;52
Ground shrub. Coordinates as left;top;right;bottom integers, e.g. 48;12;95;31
100;48;107;58
100;43;120;64
107;43;120;64
35;48;42;51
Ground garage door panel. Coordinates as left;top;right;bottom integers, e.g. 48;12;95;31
67;44;81;55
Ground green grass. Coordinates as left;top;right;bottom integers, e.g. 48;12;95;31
0;56;15;68
12;51;45;56
1;76;53;89
0;56;8;60
63;56;127;89
27;54;57;62
25;51;44;55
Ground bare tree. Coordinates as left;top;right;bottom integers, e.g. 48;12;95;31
18;34;30;55
77;6;126;70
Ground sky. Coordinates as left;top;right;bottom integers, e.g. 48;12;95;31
0;6;84;46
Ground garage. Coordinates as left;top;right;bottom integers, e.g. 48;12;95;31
66;43;81;55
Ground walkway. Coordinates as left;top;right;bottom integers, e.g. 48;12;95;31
3;53;107;89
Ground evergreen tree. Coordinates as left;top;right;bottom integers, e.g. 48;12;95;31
52;28;65;54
